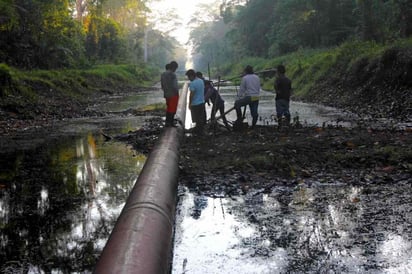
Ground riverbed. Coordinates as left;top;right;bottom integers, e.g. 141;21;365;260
1;85;410;273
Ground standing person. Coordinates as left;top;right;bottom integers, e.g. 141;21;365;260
195;71;205;80
274;64;292;128
160;61;179;127
234;65;261;127
185;69;206;135
204;80;230;129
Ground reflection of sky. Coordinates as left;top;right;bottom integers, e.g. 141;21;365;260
204;88;356;127
173;193;288;273
95;89;164;113
173;181;412;273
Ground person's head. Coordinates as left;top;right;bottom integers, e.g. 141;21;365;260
196;71;204;79
169;61;178;72
277;64;286;75
244;65;254;75
185;69;196;81
165;63;171;70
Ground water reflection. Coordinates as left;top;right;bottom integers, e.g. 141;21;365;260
211;87;356;127
0;133;145;272
173;180;412;273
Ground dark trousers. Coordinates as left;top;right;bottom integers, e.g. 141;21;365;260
191;103;206;132
234;96;259;126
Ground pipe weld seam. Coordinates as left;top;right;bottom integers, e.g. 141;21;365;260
125;201;174;227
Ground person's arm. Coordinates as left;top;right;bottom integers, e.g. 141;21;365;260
238;77;246;97
274;78;280;95
188;84;193;109
204;87;212;102
172;73;179;93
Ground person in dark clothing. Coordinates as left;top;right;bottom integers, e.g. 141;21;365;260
204;80;230;128
160;61;179;127
274;64;292;127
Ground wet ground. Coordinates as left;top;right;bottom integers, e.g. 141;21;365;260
1;84;411;273
173;125;412;273
0;89;164;273
171;83;412;274
173;182;412;273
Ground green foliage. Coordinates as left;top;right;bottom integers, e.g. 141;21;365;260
220;38;412;99
85;16;126;64
137;102;166;112
0;0;87;69
0;63;13;96
0;0;172;70
1;64;158;105
192;0;412;68
80;64;157;87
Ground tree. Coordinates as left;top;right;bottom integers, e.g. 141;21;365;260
0;0;86;69
397;0;412;37
356;0;379;41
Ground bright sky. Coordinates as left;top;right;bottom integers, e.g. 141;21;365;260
148;0;217;44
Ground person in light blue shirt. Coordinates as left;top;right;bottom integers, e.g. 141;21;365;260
186;69;206;134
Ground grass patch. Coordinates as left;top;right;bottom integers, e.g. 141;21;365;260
217;37;412;99
2;64;159;101
136;102;165;111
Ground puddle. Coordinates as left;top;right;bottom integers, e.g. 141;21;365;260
2;85;405;272
172;180;412;273
0;90;164;273
0;132;145;273
211;88;357;127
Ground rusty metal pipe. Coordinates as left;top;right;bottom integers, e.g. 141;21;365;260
94;83;188;274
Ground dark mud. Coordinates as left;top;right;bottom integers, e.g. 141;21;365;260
116;116;411;197
0;86;153;136
178;125;411;197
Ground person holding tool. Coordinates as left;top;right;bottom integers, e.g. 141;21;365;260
160;61;179;127
185;69;206;135
234;65;261;128
204;80;230;129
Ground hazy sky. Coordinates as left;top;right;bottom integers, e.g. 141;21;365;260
148;0;217;44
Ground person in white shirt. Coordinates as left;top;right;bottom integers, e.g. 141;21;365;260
234;65;261;127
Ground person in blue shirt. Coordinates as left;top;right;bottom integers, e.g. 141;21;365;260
185;69;206;135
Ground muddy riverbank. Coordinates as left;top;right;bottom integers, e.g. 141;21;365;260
178;125;411;195
121;118;412;273
1;81;411;272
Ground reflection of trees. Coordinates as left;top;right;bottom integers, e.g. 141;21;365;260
0;133;144;272
190;195;208;219
0;146;81;272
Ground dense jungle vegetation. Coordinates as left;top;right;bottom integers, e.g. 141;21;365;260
0;0;411;125
191;0;412;69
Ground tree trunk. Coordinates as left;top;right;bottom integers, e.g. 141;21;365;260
360;0;376;40
76;0;85;22
398;1;412;37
